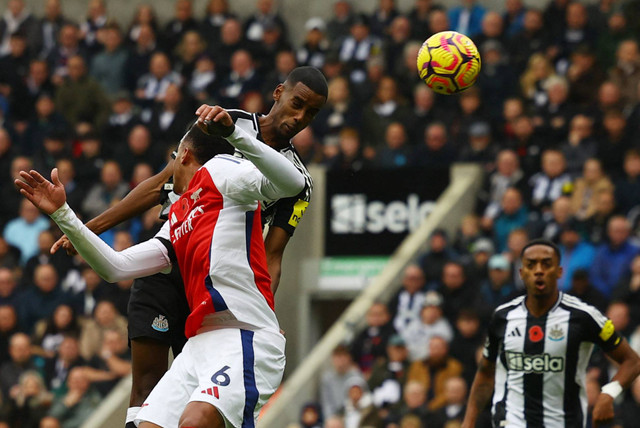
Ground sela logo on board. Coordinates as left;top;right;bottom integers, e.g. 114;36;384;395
331;194;435;234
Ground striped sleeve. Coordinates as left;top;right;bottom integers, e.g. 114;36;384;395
563;295;621;351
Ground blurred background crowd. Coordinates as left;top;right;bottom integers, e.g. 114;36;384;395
0;0;639;427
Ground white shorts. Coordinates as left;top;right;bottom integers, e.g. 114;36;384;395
136;328;286;428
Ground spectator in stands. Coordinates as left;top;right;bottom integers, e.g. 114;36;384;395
42;335;85;394
0;305;19;366
325;128;369;173
479;149;526;221
262;49;297;108
89;22;127;95
340;377;379;428
387;380;429;425
33;129;70;175
598;109;631;178
79;0;107;56
413;122;457;169
488;187;528;252
449;310;483;387
612;254;640;327
528;149;572;213
453;215;483;256
405;84;440;145
458;120;498;171
530;196;573;243
350;302;395;376
72;132;104;188
479;254;516;312
463;237;493;283
40;416;61;428
326;0;353;42
47;367;101;428
382;15;411;79
323;416;344;428
474;11;506;54
0;268;19;307
300;402;323;428
33;0;69;58
558;220;596;292
186;54;218;103
83;328;131;396
447;0;485;37
134;51;182;111
406;336;463;410
560;115;597;178
568;269;607;313
3;199;50;265
590;216;640;298
450;87;489;149
361;75;410;153
123;23;156;92
174;30;206;81
402;291;453;362
54;159;84;213
23;230;72;288
320;345;364;420
533;76;575;144
46;23;85;85
244;0;288;44
18;264;75;334
508;9;545;75
438;262;480;323
22;59;54;127
566;46;606;108
429;376;467;428
417;228;457;286
0;333;44;400
125;4;158;44
571;158;614;221
0;237;19;272
584;189;618;245
6;370;52;427
312;76;359;147
367;334;409;410
198;0;234;49
506;115;544;179
607;300;633;339
376;122;411;169
114;124;163;181
520;53;555;109
553;2;596;70
81;161;129;220
32;304;81;359
160;0;197;53
78;300;126;361
337;14;381;86
388;264;426;334
215;49;262;109
21;93;68;158
255;19;292;74
54;55;110;129
609;39;640;111
616;149;640;215
477;41;517;122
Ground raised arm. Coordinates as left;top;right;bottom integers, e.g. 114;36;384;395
196;105;305;199
51;159;174;254
16;169;171;282
462;357;496;428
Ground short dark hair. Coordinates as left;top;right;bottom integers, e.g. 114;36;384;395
285;66;328;99
181;122;234;165
520;238;562;263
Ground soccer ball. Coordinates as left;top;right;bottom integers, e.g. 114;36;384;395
417;31;481;95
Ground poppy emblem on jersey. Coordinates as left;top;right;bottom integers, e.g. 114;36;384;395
549;325;564;341
528;325;544;342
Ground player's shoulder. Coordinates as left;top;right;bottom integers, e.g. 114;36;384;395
493;295;526;319
559;293;608;325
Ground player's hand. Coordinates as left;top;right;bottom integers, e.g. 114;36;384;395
195;104;235;137
14;168;67;215
51;235;78;256
592;392;615;426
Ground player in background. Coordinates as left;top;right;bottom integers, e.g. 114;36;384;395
16;108;306;427
462;239;640;428
50;66;327;427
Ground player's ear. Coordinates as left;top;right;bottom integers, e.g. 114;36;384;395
273;83;284;101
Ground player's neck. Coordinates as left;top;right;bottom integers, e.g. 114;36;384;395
525;290;560;318
258;115;290;151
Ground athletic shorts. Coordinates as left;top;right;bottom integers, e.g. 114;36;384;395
127;264;190;354
136;328;286;428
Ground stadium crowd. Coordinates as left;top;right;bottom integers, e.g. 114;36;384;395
0;0;638;427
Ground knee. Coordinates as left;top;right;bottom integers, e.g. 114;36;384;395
179;404;224;428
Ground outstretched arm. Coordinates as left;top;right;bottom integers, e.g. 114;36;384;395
462;357;496;428
16;169;171;282
592;339;640;424
51;159;174;254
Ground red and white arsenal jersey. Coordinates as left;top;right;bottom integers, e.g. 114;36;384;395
156;154;280;337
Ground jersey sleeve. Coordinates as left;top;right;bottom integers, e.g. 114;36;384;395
582;306;622;352
483;311;504;362
267;191;310;236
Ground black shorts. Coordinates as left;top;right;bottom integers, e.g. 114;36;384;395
127;264;190;355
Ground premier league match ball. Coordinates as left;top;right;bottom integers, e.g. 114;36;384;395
417;31;481;95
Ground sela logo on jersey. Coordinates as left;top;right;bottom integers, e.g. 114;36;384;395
505;351;564;373
331;194;435;234
171;205;205;243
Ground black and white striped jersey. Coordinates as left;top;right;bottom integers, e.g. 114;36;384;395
159;109;313;234
229;109;313;236
484;292;621;428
